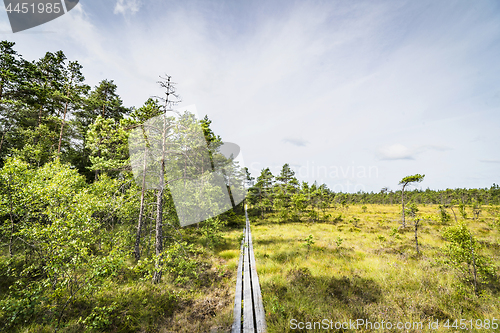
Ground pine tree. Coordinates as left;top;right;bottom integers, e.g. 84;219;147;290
399;174;425;228
75;79;130;179
0;41;23;162
56;61;88;158
255;168;274;218
276;163;298;195
85;116;129;177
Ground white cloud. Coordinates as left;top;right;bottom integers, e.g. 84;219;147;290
378;144;451;160
283;137;308;147
378;144;414;160
114;0;141;15
415;145;451;153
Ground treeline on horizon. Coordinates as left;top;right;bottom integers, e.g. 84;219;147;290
338;185;500;206
246;164;500;221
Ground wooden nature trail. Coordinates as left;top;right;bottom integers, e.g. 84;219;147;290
231;208;267;333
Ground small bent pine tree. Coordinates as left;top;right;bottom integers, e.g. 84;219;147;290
399;174;425;228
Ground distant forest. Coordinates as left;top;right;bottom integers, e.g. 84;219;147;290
245;164;500;223
330;185;500;206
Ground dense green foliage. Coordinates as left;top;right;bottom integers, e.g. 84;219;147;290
0;41;243;332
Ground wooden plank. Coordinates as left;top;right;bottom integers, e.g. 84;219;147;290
248;220;267;332
242;226;255;332
231;228;245;333
231;207;268;333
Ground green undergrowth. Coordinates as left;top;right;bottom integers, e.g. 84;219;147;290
0;225;245;333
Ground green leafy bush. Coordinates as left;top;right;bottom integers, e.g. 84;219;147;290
201;217;226;248
438;205;451;224
303;235;314;250
442;223;497;293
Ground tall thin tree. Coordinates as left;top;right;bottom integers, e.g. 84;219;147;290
129;99;161;261
152;75;180;283
399;174;425;228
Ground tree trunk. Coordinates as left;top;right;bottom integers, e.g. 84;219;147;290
470;234;478;295
260;190;263;218
146;210;152;258
450;206;458;223
414;219;419;255
37;105;43;127
57;100;69;156
0;129;6;154
153;111;167;284
152;185;164;284
134;147;148;261
401;185;406;228
0;78;4;155
95;149;100;180
8;177;14;257
0;77;4;101
9;214;14;257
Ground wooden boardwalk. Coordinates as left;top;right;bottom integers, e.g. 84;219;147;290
231;209;267;333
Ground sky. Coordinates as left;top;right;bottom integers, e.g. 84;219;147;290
1;0;499;193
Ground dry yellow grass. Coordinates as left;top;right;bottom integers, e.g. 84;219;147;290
249;204;500;332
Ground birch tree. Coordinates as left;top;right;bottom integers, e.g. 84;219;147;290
128;98;161;261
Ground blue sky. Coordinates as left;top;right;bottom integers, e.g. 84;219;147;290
1;0;499;192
